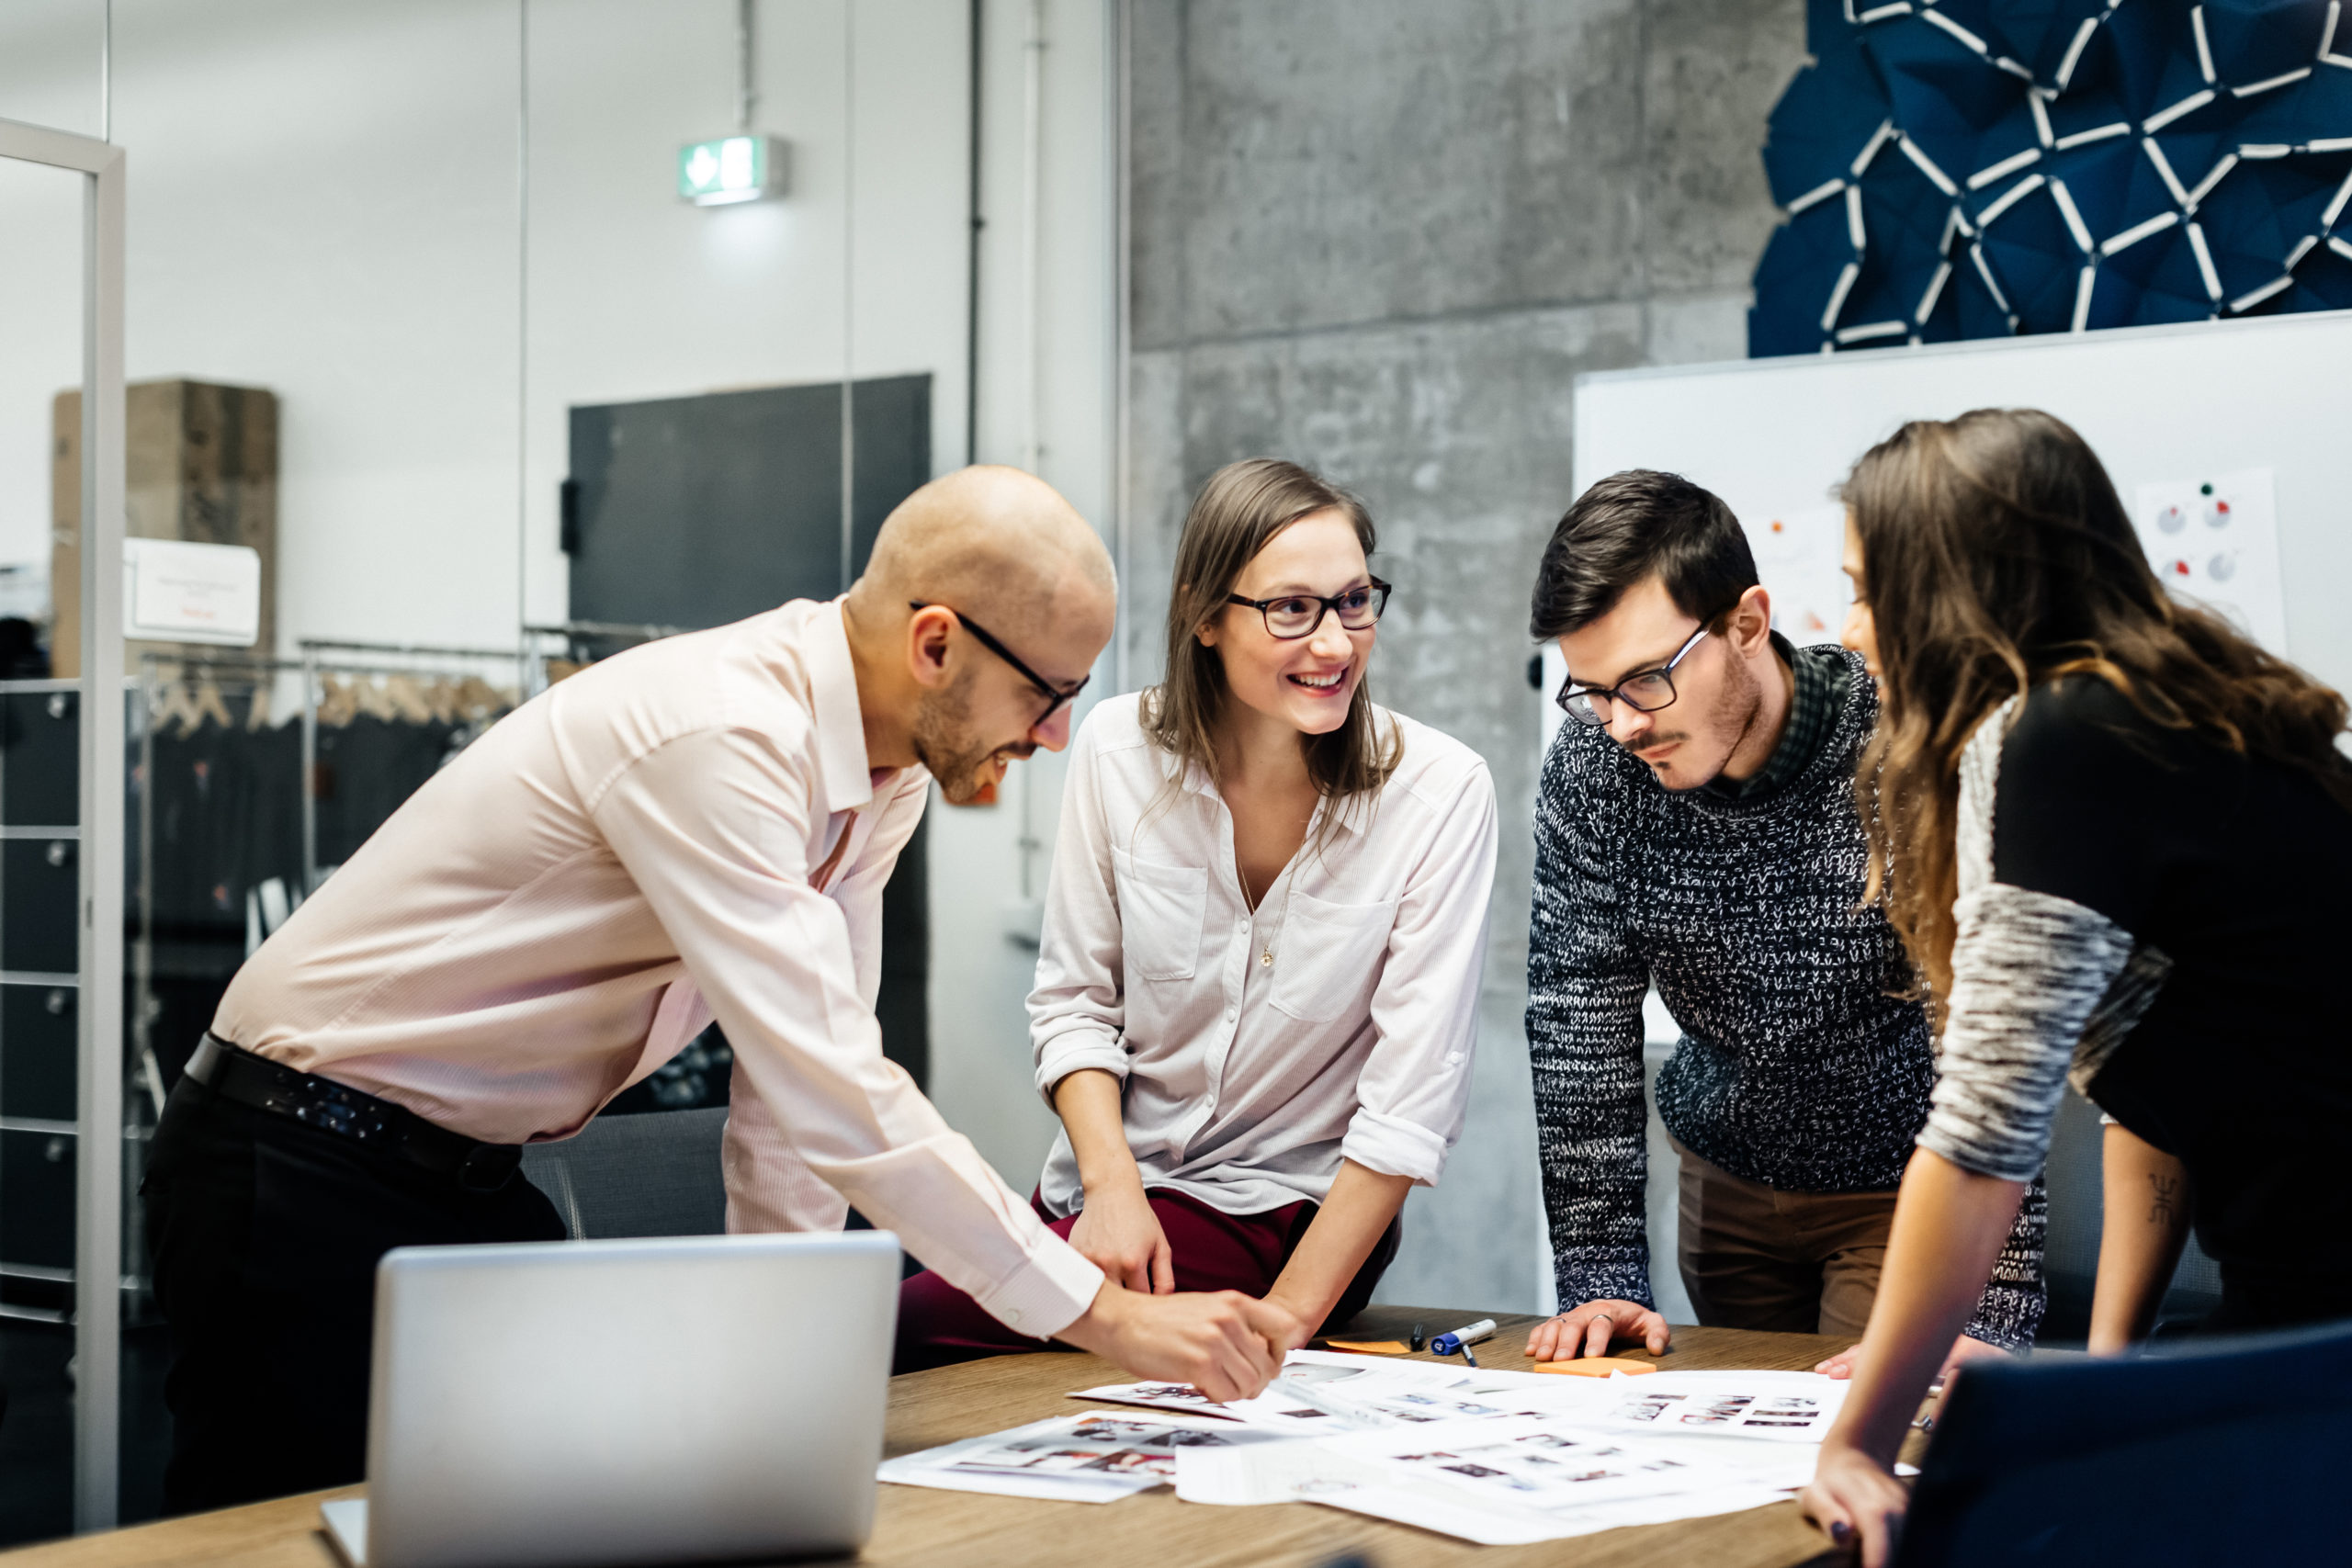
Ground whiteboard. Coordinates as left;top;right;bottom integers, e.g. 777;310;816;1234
1543;310;2352;759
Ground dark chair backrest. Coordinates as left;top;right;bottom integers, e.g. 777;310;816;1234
1895;1317;2352;1567
518;1107;729;1240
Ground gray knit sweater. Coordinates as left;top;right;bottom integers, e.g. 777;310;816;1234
1526;646;2046;1348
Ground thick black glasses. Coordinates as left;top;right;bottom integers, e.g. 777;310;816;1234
1225;578;1392;640
1556;624;1710;727
910;601;1090;727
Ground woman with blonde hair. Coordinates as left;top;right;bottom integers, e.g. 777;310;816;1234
1800;409;2352;1562
897;458;1498;1366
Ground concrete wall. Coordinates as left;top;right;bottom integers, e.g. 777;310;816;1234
1124;0;1805;1313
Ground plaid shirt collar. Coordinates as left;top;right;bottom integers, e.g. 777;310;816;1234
1702;633;1849;803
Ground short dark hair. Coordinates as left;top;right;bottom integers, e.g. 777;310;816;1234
1528;469;1758;640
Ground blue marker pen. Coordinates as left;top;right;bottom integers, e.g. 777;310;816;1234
1430;1318;1496;1368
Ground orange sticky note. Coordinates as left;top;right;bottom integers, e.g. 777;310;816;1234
1322;1339;1410;1355
1531;1357;1658;1377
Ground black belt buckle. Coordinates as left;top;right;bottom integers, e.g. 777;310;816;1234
457;1142;521;1193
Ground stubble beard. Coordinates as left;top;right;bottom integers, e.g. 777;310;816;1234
1635;647;1762;791
913;674;1033;804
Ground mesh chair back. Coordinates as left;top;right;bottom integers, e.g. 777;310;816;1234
1897;1318;2352;1566
519;1106;729;1240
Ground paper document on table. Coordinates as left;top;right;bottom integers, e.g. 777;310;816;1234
1176;1415;1796;1546
877;1411;1293;1503
1075;1349;1587;1432
1067;1376;1351;1430
1577;1371;1848;1442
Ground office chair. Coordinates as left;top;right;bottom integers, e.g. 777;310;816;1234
519;1106;729;1240
1895;1316;2352;1566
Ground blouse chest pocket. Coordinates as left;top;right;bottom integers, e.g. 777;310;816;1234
1271;890;1398;1023
1113;848;1209;982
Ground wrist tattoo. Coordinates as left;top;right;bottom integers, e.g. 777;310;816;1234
2147;1171;2180;1225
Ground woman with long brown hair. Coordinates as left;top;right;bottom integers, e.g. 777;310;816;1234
1801;409;2352;1561
895;458;1498;1367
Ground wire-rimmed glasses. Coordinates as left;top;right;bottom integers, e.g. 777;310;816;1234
1555;623;1710;727
1225;578;1392;640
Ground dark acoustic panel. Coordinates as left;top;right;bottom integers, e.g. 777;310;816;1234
563;374;933;1090
565;375;932;630
1751;0;2352;355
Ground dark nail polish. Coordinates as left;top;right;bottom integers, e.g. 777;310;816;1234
1830;1521;1852;1544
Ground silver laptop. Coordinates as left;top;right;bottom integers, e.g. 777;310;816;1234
322;1229;899;1568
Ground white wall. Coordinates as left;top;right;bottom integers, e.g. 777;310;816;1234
0;0;1120;1190
0;0;107;581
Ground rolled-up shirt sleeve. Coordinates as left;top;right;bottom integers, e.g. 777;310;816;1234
1028;718;1132;1100
592;728;1103;1339
1340;760;1498;1186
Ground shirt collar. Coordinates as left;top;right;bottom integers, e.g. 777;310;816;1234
803;598;881;816
1702;633;1849;803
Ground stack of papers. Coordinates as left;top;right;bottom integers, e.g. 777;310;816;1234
880;1350;1849;1542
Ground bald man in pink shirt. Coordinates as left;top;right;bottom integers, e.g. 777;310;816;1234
141;468;1288;1513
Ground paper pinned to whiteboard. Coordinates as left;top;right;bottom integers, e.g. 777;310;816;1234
2132;468;2286;654
1747;503;1850;648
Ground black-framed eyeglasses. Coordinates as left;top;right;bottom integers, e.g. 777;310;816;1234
1555;623;1710;727
910;601;1090;727
1224;578;1392;640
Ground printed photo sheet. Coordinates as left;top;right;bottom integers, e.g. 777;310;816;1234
1175;1416;1799;1547
1579;1371;1849;1443
876;1411;1294;1504
1072;1349;1574;1432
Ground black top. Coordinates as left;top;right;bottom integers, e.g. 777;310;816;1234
1995;678;2352;1328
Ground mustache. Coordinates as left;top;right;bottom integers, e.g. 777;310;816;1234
1627;731;1685;755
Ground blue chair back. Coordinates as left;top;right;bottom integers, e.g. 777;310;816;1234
1896;1317;2352;1566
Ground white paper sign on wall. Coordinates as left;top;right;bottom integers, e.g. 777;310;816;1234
2132;468;2286;655
122;537;262;647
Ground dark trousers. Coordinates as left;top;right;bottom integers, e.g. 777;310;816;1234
893;1186;1400;1374
140;1075;565;1516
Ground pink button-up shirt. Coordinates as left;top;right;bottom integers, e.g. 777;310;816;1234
216;599;1103;1337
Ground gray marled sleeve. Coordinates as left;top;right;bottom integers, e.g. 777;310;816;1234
1919;884;2136;1183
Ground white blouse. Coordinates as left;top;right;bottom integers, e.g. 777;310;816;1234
1029;693;1499;1218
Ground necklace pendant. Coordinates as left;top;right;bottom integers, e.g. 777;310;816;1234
1261;949;1272;966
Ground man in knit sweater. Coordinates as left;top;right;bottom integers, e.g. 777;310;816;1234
1518;470;2043;1371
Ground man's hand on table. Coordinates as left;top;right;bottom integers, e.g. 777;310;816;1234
1814;1331;2009;1384
1527;1298;1672;1360
1055;1280;1288;1402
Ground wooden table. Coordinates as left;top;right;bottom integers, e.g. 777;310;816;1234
7;1305;1877;1567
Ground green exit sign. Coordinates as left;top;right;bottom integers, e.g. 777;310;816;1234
678;135;788;206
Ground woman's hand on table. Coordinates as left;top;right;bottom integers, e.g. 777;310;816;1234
1068;1181;1175;1294
1800;1440;1910;1568
1526;1299;1671;1360
1252;1292;1317;1357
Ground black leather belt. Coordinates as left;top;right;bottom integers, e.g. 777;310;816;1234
185;1033;523;1192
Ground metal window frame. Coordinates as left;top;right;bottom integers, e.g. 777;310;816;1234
0;111;128;1533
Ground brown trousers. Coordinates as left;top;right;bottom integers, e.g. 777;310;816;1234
1672;1137;1897;1338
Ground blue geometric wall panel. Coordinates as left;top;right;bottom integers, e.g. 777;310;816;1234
1749;0;2352;355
